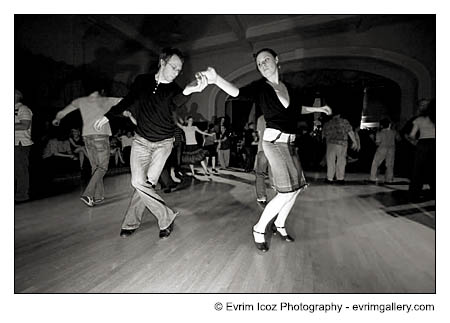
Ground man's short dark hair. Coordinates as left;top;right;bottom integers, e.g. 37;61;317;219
15;89;23;101
159;47;184;65
380;118;390;128
83;78;111;96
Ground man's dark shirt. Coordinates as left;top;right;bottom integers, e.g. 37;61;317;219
105;74;189;142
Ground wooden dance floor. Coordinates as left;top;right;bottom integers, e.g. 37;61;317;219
14;169;435;293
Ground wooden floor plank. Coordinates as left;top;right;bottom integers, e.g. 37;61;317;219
14;170;435;293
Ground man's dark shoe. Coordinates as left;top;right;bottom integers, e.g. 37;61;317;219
324;179;334;184
159;220;174;239
120;229;136;238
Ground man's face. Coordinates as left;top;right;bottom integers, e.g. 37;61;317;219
418;100;429;113
161;55;183;83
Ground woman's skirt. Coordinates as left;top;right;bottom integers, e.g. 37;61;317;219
262;140;308;193
182;144;207;164
203;144;218;158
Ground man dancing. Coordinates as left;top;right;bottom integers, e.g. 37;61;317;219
94;48;207;239
52;82;122;206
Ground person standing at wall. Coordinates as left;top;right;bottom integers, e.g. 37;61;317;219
14;89;33;203
408;98;436;201
217;124;231;169
243;122;257;172
168;125;185;181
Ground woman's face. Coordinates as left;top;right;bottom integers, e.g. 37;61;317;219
187;118;193;126
255;51;278;79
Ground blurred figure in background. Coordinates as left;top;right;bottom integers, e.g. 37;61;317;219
14;89;33;203
203;123;219;174
322;111;358;184
69;128;87;169
369;118;399;183
408;99;436;201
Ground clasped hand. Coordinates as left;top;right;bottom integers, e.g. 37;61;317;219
198;67;217;84
185;73;209;94
321;105;332;115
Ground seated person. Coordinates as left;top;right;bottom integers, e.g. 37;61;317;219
42;130;79;176
119;130;134;165
110;133;124;167
69;128;87;169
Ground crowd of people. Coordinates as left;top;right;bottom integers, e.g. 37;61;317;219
15;47;435;253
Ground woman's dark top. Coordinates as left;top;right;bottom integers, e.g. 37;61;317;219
237;78;302;134
70;136;84;151
105;74;189;142
219;132;231;150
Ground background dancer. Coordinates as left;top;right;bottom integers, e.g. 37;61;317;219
203;123;219;174
52;83;122;206
94;48;208;239
369;118;399;183
177;116;214;177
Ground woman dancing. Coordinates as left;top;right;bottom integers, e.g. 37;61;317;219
200;48;331;252
177;116;214;176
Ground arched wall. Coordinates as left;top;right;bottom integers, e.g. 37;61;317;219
208;47;433;123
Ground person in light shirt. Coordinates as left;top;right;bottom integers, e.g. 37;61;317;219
52;82;122;207
14;89;33;203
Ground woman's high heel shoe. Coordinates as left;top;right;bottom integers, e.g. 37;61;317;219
252;229;269;252
271;223;295;242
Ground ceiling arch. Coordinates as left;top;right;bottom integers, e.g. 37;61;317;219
209;47;432;121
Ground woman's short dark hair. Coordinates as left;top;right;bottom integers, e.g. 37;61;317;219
253;48;278;60
159;47;184;65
